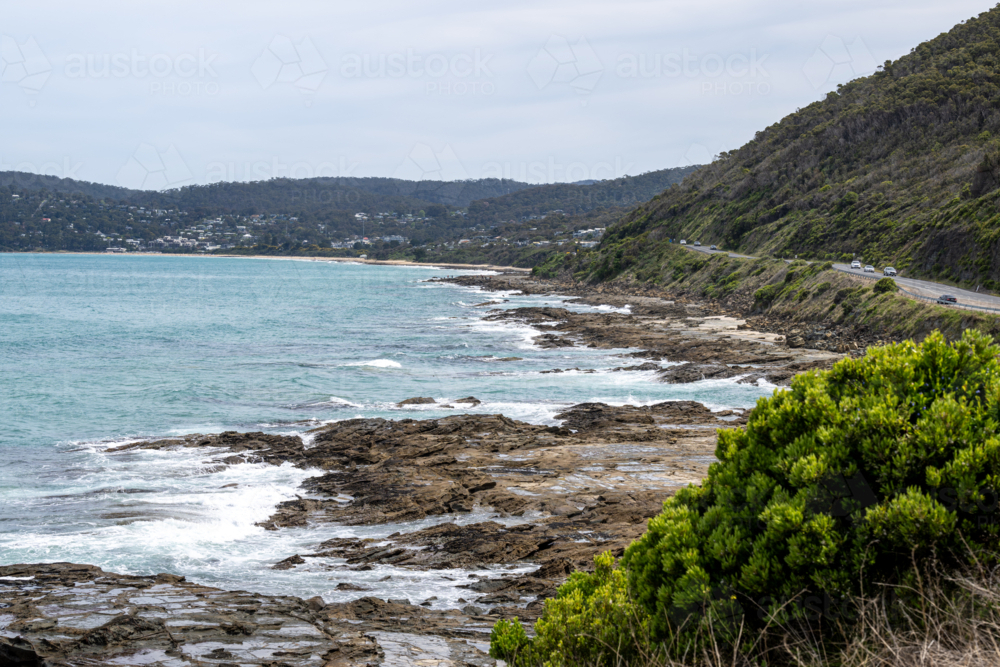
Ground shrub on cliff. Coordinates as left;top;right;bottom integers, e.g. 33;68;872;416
873;276;898;294
494;330;1000;665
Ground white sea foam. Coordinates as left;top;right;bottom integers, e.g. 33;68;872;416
1;438;538;608
320;396;363;407
592;304;632;314
343;359;402;368
4;258;787;612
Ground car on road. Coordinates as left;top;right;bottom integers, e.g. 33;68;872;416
694;241;701;246
679;239;687;245
937;295;958;304
883;267;897;276
851;260;861;269
864;265;875;273
710;245;717;250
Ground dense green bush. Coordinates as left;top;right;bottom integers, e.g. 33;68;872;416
491;552;651;667
873;276;898;294
753;284;780;309
495;330;1000;665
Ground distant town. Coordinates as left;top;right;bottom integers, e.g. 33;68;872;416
93;206;605;255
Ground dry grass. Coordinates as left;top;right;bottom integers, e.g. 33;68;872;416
523;563;1000;667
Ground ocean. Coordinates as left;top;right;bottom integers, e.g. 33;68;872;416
0;254;775;607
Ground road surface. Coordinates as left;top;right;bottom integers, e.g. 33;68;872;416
677;243;1000;312
683;244;756;260
831;264;1000;311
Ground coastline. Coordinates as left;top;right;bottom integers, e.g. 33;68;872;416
1;268;849;666
7;250;532;273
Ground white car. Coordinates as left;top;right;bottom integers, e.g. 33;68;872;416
850;260;861;269
679;239;687;245
883;267;897;276
864;265;875;273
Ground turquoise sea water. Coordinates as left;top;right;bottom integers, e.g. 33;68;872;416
0;254;776;606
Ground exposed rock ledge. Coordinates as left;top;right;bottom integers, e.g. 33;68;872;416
5;401;739;666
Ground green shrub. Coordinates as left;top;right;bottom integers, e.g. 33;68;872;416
873;276;898;294
532;252;569;279
834;287;855;304
490;618;531;663
753;284;780;309
815;281;832;294
504;331;1000;664
625;330;1000;641
493;552;651;667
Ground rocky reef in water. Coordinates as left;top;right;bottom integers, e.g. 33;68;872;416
1;272;853;665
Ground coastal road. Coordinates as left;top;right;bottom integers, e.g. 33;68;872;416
831;264;1000;311
683;244;757;260
678;243;1000;313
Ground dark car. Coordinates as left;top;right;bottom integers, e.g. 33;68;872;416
710;245;718;250
937;295;958;304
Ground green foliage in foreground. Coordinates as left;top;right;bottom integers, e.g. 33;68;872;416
493;330;1000;665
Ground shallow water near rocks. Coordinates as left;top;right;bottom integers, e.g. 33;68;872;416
1;254;775;604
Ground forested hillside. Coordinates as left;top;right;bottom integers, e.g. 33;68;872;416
463;167;697;227
0;167;696;257
591;5;1000;289
123;177;537;214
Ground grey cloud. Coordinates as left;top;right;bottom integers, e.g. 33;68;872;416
0;0;990;187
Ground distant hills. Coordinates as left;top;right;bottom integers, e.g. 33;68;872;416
592;6;1000;289
0;166;697;255
464;170;698;228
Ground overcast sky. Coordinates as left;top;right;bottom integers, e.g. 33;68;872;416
1;0;993;189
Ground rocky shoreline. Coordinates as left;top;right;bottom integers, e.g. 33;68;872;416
1;272;849;666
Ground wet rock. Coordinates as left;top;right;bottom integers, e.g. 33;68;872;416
610;362;661;372
0;636;43;666
272;554;306;570
397;397;436;406
657;362;741;383
533;333;574;348
78;615;168;646
454;396;482;406
0;563;496;666
334;582;371;591
786;335;806;348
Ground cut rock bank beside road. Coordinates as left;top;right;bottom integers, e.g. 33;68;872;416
2;272;851;666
